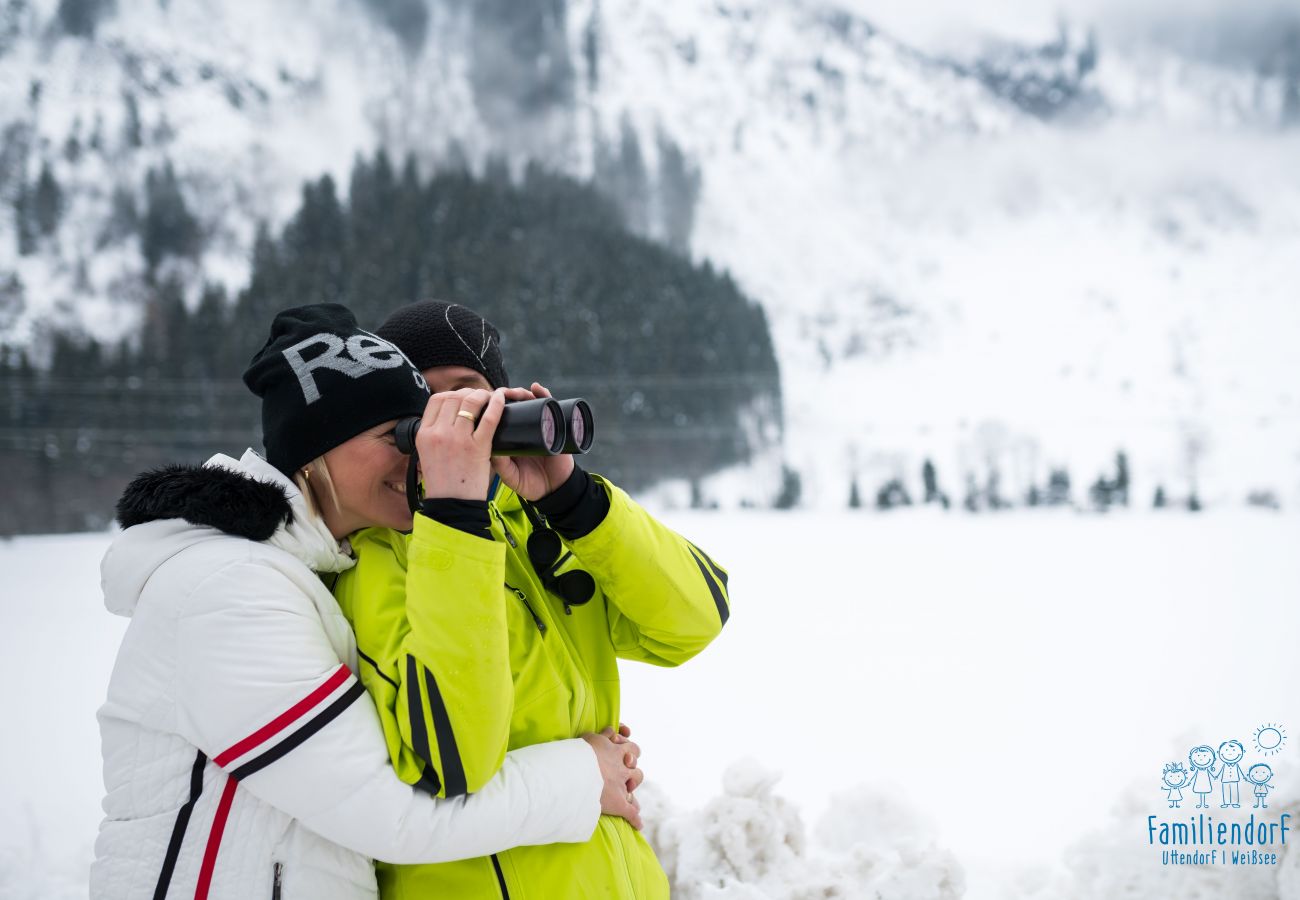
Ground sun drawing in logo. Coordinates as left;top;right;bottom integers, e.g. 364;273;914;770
1253;723;1287;756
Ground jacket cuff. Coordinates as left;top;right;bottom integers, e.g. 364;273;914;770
419;498;492;540
508;738;603;845
533;466;610;541
410;512;507;569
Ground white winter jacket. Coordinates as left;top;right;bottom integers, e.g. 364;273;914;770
92;450;602;900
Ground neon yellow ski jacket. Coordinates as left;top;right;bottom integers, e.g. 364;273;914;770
332;473;730;900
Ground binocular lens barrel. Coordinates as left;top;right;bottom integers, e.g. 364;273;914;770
559;399;594;454
492;398;566;456
391;396;593;458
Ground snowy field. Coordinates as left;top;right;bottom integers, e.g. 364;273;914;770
2;508;1298;898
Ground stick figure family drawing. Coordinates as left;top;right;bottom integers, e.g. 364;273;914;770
1161;741;1274;809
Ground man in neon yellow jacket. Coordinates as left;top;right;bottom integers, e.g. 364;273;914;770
331;301;730;899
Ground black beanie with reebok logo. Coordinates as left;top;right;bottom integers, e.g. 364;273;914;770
375;300;509;389
242;303;432;478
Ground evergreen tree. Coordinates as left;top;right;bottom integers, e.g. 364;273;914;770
123;92;143;149
690;479;704;510
922;458;950;508
142;163;201;272
595;119;650;234
280;175;348;306
773;465;802;509
1114;449;1130;506
102;184;139;248
33;163;63;236
1088;474;1113;511
58;0;113;37
1153;485;1167;508
483;155;511;187
89;113;105;152
582;6;600;91
848;476;861;508
1045;467;1072;506
0;273;24;331
658;132;700;254
441;140;472;174
139;274;187;374
190;284;228;380
64;127;82;164
963;473;980;512
13;181;37;255
875;477;912;510
985;468;1007;510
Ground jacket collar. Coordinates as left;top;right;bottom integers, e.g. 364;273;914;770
105;450;354;616
488;475;523;513
216;451;355;575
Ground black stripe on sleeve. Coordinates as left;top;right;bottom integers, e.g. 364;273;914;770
422;665;468;798
688;541;729;590
357;648;399;690
415;768;443;795
405;655;439;790
688;546;730;627
153;749;207;900
491;853;512;899
229;681;365;781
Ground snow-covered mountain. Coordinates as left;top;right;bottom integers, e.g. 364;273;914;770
2;0;1298;509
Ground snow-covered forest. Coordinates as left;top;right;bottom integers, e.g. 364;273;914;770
3;0;1299;524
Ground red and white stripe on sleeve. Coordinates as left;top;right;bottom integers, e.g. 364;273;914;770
213;664;365;781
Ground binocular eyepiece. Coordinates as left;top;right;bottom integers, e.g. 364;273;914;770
392;397;595;458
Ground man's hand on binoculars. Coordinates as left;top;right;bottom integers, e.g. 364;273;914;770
489;382;577;502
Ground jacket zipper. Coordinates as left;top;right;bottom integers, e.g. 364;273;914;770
490;853;511;899
490;506;518;547
505;582;546;635
271;861;283;899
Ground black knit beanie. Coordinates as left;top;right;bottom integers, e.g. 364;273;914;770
242;303;432;477
376;301;509;389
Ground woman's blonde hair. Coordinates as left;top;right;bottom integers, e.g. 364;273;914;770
292;456;340;520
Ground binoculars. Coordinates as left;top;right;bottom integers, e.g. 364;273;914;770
392;397;594;457
392;398;595;512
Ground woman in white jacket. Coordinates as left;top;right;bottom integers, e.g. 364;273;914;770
92;304;643;900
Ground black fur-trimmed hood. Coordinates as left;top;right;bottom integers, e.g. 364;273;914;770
103;450;355;619
116;463;294;542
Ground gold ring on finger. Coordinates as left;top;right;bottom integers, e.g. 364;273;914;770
456;409;478;423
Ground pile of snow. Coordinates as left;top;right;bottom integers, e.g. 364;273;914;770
644;761;963;899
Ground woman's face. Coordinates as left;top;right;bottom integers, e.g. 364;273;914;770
319;419;413;537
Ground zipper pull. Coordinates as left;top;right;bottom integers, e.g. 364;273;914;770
491;506;518;548
505;582;546;634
